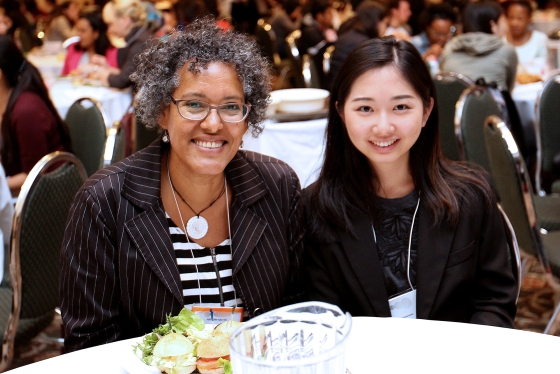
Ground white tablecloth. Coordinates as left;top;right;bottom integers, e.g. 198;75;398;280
242;118;327;188
6;317;560;373
512;82;542;126
27;52;65;81
49;81;132;128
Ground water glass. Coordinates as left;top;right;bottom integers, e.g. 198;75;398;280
229;301;352;374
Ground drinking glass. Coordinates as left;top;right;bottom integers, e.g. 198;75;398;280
229;301;352;374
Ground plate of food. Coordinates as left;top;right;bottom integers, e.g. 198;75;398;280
122;308;242;374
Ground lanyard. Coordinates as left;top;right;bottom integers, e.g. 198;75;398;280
372;196;420;290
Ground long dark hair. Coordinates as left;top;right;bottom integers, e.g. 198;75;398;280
75;10;113;55
308;37;491;241
462;0;503;34
338;1;388;39
0;35;71;168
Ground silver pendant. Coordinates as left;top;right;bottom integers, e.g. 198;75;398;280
186;215;208;239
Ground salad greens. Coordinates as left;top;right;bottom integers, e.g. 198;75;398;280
134;308;206;365
217;358;233;374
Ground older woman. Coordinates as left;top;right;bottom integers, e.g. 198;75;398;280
59;17;304;352
91;0;151;88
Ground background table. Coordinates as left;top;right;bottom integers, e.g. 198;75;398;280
6;317;560;373
49;81;132;127
243;118;327;188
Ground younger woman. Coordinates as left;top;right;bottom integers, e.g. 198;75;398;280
62;10;118;76
304;37;517;327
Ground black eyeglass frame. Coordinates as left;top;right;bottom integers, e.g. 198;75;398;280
169;96;252;124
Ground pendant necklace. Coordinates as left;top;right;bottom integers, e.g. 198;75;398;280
166;154;226;239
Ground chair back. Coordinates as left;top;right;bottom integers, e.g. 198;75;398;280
497;204;522;303
535;73;560;194
302;54;321;88
103;121;126;167
134;113;160;152
455;85;502;172
0;152;86;370
322;45;335;75
286;30;305;88
255;18;281;66
483;115;547;264
433;72;474;161
64;98;109;176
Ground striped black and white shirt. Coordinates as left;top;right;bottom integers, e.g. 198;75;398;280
167;214;243;309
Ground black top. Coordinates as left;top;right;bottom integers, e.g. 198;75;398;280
373;191;419;298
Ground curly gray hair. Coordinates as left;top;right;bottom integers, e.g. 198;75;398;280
131;17;272;137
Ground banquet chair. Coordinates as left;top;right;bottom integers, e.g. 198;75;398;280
322;45;335;75
302;54;321;89
433;72;474;161
0;152;87;370
483;115;560;334
285;30;306;88
102;121;126;168
64;97;109;177
254;18;291;90
134;113;160;153
455;84;502;171
456;85;560;232
534;73;560;195
497;204;522;303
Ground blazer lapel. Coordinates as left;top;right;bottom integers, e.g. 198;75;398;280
339;211;391;316
121;141;184;306
226;152;269;275
416;206;455;319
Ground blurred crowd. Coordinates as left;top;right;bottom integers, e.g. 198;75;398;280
0;0;558;199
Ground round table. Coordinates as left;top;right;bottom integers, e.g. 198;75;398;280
5;317;560;373
49;80;132;128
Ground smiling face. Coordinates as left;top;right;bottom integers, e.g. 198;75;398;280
159;61;248;178
340;65;433;174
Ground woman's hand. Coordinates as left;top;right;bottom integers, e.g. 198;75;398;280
90;54;109;67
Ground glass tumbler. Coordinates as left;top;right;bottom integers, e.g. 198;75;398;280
229;301;352;374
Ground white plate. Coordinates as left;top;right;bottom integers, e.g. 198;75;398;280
271;88;329;114
121;337;161;374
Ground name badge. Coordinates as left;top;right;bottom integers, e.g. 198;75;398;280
388;289;417;319
192;305;244;325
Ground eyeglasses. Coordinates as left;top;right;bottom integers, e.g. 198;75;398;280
169;97;251;124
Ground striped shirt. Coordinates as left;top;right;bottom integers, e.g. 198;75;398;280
167;214;243;309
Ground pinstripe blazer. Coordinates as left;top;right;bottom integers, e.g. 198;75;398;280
59;140;305;352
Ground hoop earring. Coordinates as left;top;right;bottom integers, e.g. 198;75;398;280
162;130;169;143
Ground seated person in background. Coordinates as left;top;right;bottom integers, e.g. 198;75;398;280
59;17;304;351
328;0;388;89
90;0;152;89
410;3;457;62
61;10;118;76
383;0;412;40
0;35;72;195
155;0;227;37
440;0;518;92
269;0;303;59
304;36;517;327
297;0;337;88
44;0;80;42
0;7;13;35
504;0;548;81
